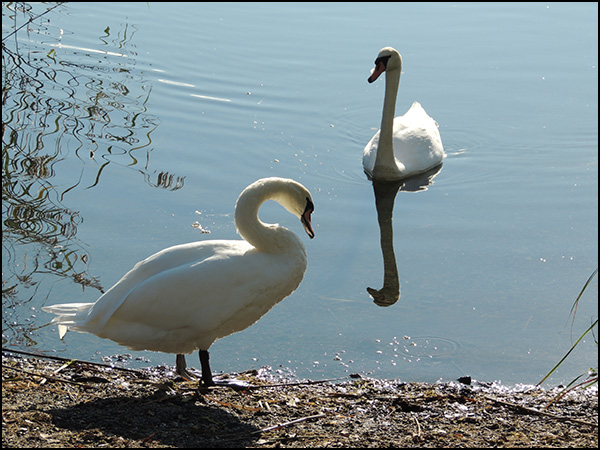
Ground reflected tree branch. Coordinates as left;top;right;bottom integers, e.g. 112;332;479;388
2;2;183;347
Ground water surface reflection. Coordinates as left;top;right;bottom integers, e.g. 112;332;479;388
2;4;182;347
367;164;443;307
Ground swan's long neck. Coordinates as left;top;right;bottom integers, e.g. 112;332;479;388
234;181;304;254
375;67;400;169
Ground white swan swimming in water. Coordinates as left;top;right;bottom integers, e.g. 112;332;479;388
43;177;315;386
363;47;445;181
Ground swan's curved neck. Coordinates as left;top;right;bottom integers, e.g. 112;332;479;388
375;68;400;167
234;183;304;254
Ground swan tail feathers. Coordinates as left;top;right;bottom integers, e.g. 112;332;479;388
42;303;95;338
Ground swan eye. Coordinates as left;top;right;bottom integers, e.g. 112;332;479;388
305;197;314;212
374;55;391;69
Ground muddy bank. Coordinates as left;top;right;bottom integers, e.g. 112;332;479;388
2;351;597;448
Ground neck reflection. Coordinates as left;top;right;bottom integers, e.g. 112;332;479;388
367;164;443;307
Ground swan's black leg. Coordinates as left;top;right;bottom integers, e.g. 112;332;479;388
199;349;214;386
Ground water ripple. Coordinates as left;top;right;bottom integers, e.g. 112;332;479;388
1;5;181;348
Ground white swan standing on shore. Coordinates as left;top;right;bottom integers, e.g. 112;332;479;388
43;177;315;386
363;47;445;181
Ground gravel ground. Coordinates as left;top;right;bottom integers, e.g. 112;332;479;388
2;351;597;448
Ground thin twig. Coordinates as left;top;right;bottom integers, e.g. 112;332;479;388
2;3;66;42
484;395;598;428
2;348;145;375
245;378;345;389
412;413;422;439
2;363;94;389
252;413;326;434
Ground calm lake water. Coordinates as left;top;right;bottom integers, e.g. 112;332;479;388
2;2;597;387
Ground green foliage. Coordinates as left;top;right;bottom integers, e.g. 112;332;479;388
538;269;598;406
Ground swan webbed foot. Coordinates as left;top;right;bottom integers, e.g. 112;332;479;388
177;351;257;390
211;378;255;391
175;354;198;381
175;352;218;387
196;350;256;390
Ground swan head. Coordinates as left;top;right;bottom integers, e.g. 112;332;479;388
274;179;315;239
368;47;402;83
237;177;315;241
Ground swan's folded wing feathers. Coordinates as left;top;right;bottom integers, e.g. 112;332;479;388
96;243;305;353
110;247;294;330
82;241;233;331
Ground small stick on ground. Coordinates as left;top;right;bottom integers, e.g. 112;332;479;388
252;413;326;434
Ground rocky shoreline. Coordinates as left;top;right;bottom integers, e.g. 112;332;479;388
2;351;597;448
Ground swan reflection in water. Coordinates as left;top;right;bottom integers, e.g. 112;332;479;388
367;164;443;307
